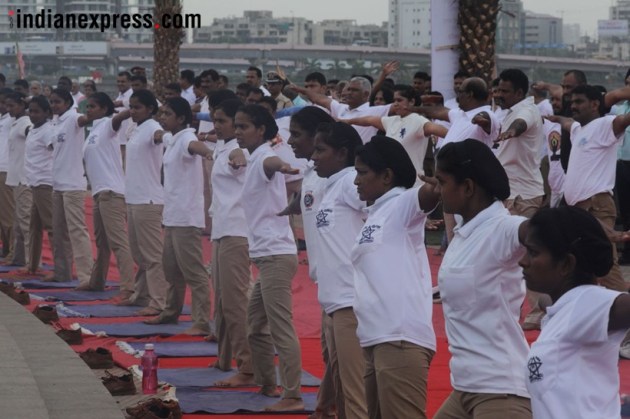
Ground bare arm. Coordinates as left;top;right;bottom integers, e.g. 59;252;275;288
423;121;448;138
339;116;384;131
418;175;441;212
545;115;575;133
371;61;399;96
228;147;247;169
262;156;299;180
608;293;630;331
278;192;302;216
111;109;131;132
531;81;563;98
496;118;528;143
188;141;213;159
77;114;89;127
604;86;630;109
409;104;450;121
471;111;492;134
289;84;332;110
613;113;630;137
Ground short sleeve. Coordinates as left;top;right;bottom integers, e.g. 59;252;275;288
381;116;394;132
180;134;197;159
563;287;622;344
397;187;426;227
519;106;540;134
598;115;622;146
492;215;526;264
329;100;346;119
569;121;581;144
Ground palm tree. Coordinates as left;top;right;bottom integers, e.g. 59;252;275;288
153;0;184;102
458;0;500;83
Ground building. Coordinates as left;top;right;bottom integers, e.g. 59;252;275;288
610;0;630;22
388;0;431;49
523;12;563;49
496;0;525;53
563;23;582;47
311;20;387;47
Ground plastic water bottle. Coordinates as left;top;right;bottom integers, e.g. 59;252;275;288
141;343;158;394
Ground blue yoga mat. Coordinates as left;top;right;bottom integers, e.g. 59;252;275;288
159;367;321;387
58;304;191;318
176;388;316;414
82;321;196;337
19;279;118;289
127;341;218;357
0;263;53;273
31;289;120;302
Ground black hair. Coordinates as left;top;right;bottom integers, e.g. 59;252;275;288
426;91;444;105
219;75;229;85
58;76;72;86
247;66;262;79
0;87;13;97
413;71;430;81
315;122;363;167
130;75;147;85
328;79;339;85
454;70;469;79
130;89;158;115
383;78;395;89
213;98;242;119
236;82;250;92
491;77;500;88
50;88;73;106
193;76;203;88
89;92;115;116
83;79;97;89
164;82;181;93
436;139;510;201
356;135;417;189
529;206;613;284
464;78;489;101
393;84;418;105
5;91;28;107
164;97;193;126
117;71;131;80
200;69;219;81
572;85;603;102
291;107;335;137
29;95;51;114
564;69;587;85
499;69;529;96
258;96;278;112
208;89;237;109
370;86;394;106
237;104;278;141
180;69;195;84
305;72;327;85
247;88;264;98
14;79;29;89
625;68;630;80
0;73;5;84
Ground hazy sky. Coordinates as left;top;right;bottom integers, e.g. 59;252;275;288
184;0;611;37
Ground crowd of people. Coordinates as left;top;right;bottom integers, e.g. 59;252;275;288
0;61;630;418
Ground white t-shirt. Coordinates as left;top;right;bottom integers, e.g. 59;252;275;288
543;120;564;198
381;113;429;179
439;105;498;149
181;86;196;106
301;162;325;282
6;115;32;187
241;142;296;258
83;117;125;196
536;98;553;117
330;100;391;144
72;91;86;105
315;167;365;314
0;113;13;172
495;97;544;199
439;201;529;397
115;88;133;145
563;116;621;205
210;139;249;240
351;187;435;350
124;119;164;205
198;97;215;152
162;128;205;228
24;121;54;187
51;109;87;191
526;285;625;419
270;134;307;184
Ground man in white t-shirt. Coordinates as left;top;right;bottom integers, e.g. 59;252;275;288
179;69;196;106
292;77;391;143
245;66;271;97
548;84;630;294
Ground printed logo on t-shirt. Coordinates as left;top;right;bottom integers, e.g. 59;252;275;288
86;134;97;145
548;131;561;161
359;224;381;244
316;208;332;228
527;356;544;383
578;136;587;147
399;127;406;139
56;133;66;143
303;191;314;211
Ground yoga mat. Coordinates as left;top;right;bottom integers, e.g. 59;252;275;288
126;341;218;357
19;279;118;289
0;263;53;273
159;366;321;387
82;321;196;337
175;388;317;414
30;289;119;302
58;304;191;318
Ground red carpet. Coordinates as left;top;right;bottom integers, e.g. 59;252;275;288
11;195;630;418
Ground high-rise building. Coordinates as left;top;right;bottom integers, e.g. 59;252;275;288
388;0;431;49
524;12;563;49
497;0;525;53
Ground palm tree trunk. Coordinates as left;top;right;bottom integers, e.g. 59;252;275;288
458;0;500;83
153;0;184;102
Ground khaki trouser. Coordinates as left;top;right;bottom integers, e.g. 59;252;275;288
12;184;32;266
364;341;434;419
28;185;53;272
248;254;302;399
0;172;14;258
203;157;214;234
52;190;93;283
127;203;167;311
212;236;253;373
326;308;367;419
160;226;211;332
506;195;546;326
89;191;134;292
317;309;341;417
575;192;628;291
434;390;532;419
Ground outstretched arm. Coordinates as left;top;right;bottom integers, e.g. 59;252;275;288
188;141;213;159
423;121;448;138
604;86;630;109
408;104;450;121
545;115;576;133
608;293;630;331
111;109;131;132
339;116;384;131
496;118;528;143
613;113;630;137
263;156;299;180
289;84;332;110
418;175;441;212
